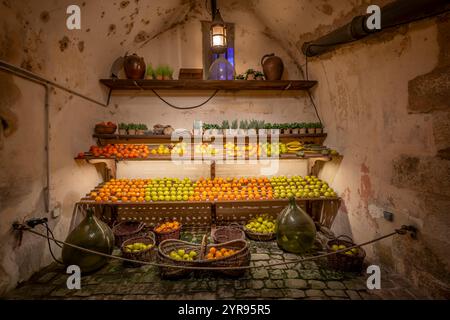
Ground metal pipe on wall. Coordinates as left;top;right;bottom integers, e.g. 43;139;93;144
0;60;108;214
302;0;450;57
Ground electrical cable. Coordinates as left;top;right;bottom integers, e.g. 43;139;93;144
43;223;63;264
151;89;219;110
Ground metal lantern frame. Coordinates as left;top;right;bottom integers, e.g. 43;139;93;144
210;9;227;54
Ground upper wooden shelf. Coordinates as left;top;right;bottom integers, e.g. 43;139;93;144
99;79;317;91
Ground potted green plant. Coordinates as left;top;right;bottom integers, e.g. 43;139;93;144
145;65;154;79
230;119;239;135
291;123;299;134
136;124;148;135
254;71;265;80
270;123;280;135
128;123;137;135
256;120;265;134
299;122;306;134
221;120;230;135
162;65;174;80
248;119;258;135
245;69;255;80
306;123;315;134
239;120;249;135
282;123;291;134
315;122;324;134
118;123;128;135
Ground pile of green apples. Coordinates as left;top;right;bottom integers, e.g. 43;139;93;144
169;249;198;261
260;142;287;157
270;175;337;199
123;242;153;253
245;214;276;234
144;177;194;202
330;244;359;255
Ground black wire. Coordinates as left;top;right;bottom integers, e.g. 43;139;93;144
151;89;219;110
45;222;62;248
44;223;64;264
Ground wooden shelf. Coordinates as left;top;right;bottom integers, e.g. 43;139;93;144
78;197;340;206
93;133;328;145
100;79;317;91
75;154;332;162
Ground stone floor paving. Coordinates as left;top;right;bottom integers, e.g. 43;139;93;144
5;230;432;300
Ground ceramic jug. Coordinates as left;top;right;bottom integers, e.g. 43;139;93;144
261;53;284;80
123;53;146;79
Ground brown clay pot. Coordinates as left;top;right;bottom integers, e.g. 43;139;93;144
261;53;284;80
124;53;146;79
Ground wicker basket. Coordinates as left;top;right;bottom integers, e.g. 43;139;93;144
326;235;366;273
121;233;156;268
157;239;203;278
113;221;146;247
202;239;250;277
211;223;245;244
154;222;182;244
94;124;117;134
243;226;276;241
157;236;250;278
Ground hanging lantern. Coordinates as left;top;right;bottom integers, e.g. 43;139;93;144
210;9;227;54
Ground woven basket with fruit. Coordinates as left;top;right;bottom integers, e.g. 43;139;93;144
113;221;146;247
244;214;276;241
157;239;204;278
203;239;250;277
94;121;117;134
121;234;155;267
154;220;181;244
326;235;366;273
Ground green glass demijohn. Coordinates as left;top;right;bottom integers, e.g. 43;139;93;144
62;208;114;273
276;197;317;254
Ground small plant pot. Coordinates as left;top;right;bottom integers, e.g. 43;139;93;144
282;129;291;134
156;75;163;80
246;74;256;80
128;129;137;135
258;129;268;135
291;128;299;134
163;75;173;80
137;130;145;135
299;128;306;134
118;129;127;135
238;129;248;136
225;129;238;136
270;129;280;136
316;128;323;134
307;128;315;134
255;75;264;80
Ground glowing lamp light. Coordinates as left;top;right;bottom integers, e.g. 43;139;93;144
210;10;227;54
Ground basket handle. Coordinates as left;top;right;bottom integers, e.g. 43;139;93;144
335;234;354;244
199;234;209;260
137;221;145;232
146;231;156;242
229;222;242;229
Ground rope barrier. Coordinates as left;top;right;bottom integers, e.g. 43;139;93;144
14;224;414;271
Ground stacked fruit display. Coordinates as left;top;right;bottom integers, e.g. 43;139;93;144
194;143;218;156
245;214;276;234
206;247;237;260
150;144;172;155
78;144;150;159
87;175;337;203
123;242;153;253
191;176;273;201
155;221;181;233
270;175;337;199
330;244;359;256
169;249;198;261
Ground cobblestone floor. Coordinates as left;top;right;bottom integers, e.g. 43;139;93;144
6;230;431;300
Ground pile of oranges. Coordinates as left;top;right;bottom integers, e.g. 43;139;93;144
90;178;152;203
155;221;181;233
206;247;236;260
190;176;273;201
82;144;150;159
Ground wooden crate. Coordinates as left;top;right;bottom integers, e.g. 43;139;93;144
214;199;340;228
116;202;212;226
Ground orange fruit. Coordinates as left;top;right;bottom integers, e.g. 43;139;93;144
209;247;217;255
95;196;102;202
